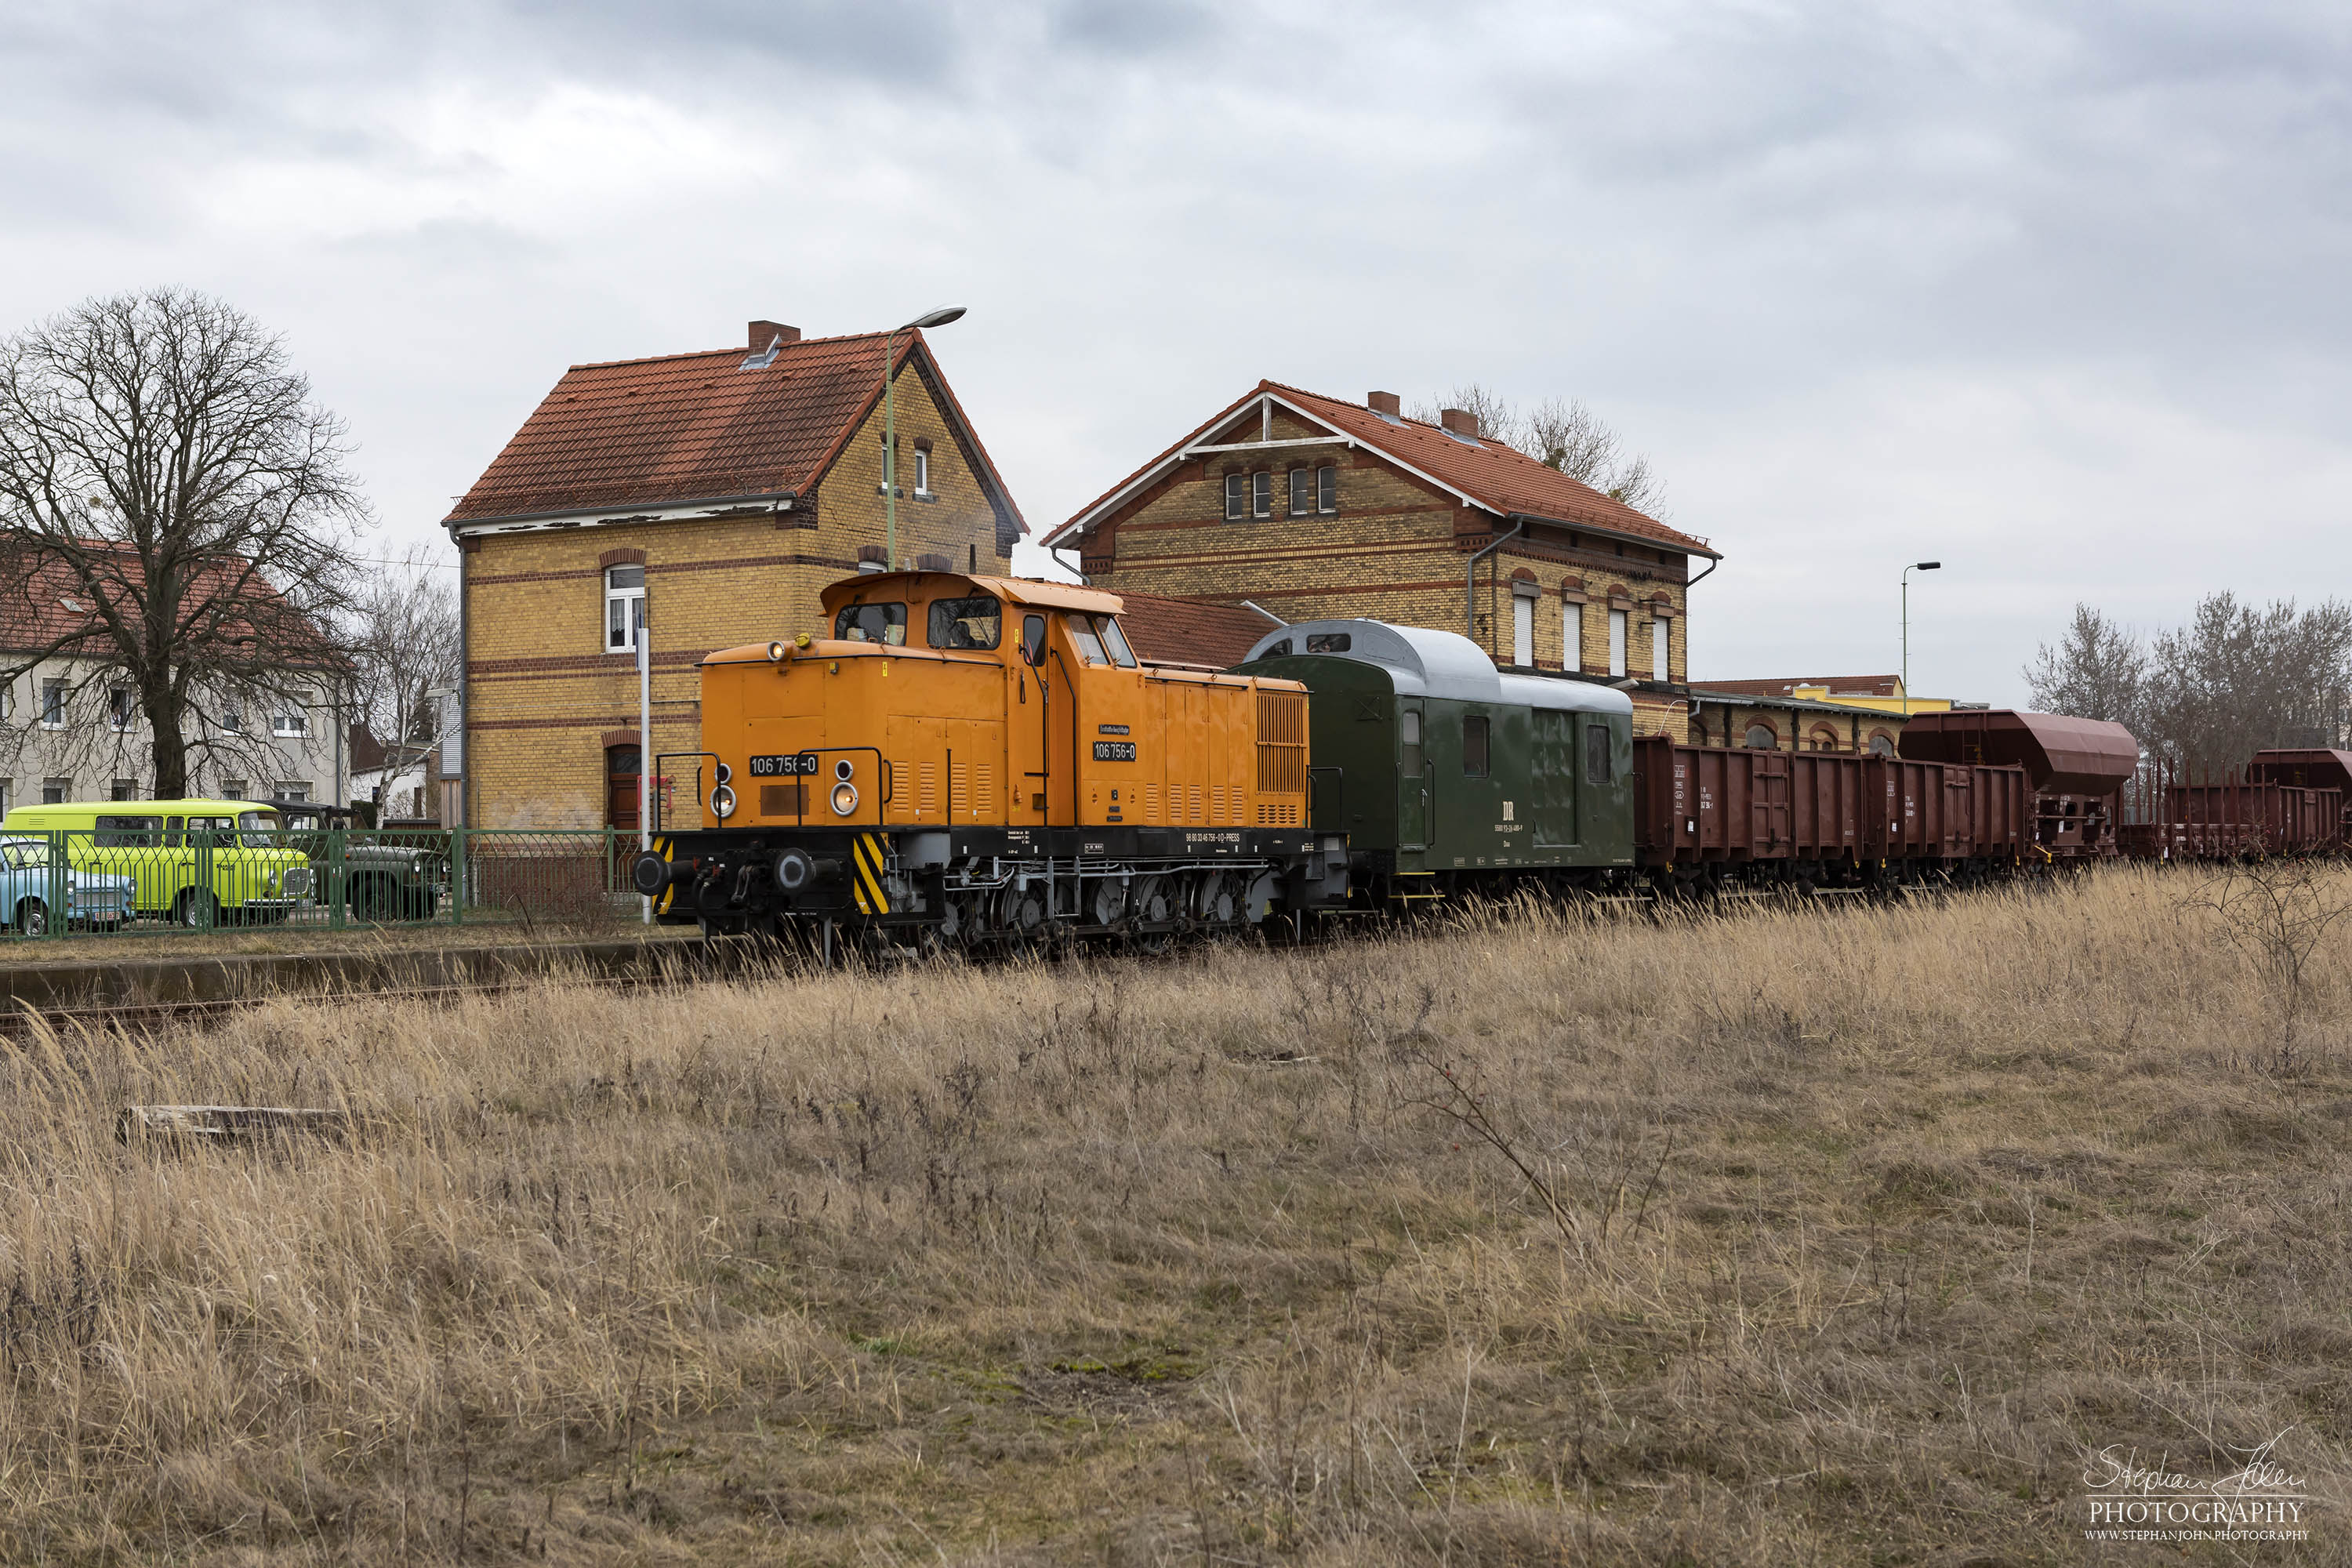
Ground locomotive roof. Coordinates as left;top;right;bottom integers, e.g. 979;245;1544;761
817;570;1124;615
1240;619;1633;715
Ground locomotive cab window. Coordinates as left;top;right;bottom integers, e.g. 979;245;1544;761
1065;614;1138;667
1304;632;1351;653
927;596;1002;650
1462;715;1490;777
1584;724;1612;785
834;601;907;645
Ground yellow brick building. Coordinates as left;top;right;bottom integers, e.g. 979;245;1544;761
445;320;1023;829
1044;383;1719;739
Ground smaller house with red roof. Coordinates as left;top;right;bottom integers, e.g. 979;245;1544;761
1043;383;1720;739
445;318;1023;830
0;544;346;815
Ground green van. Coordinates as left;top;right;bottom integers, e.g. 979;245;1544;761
0;798;315;926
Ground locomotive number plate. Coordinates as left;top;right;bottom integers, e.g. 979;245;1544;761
1092;741;1138;761
748;753;820;776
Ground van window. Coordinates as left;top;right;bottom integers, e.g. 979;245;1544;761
94;814;162;847
926;596;1002;650
1462;716;1490;777
1585;724;1613;784
834;602;907;645
234;811;281;848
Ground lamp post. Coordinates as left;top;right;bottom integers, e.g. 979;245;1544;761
882;306;967;570
1901;561;1940;717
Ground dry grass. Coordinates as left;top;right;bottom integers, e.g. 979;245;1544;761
2;868;2349;1564
0;916;691;969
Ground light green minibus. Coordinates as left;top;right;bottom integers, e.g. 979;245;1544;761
0;798;314;925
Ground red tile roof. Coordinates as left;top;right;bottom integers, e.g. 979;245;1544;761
1699;675;1904;699
1051;379;1714;557
0;543;329;661
445;330;1023;540
1111;592;1281;669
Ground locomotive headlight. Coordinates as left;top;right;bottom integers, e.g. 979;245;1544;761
710;783;737;818
834;758;855;782
768;641;786;662
714;761;732;785
830;781;858;816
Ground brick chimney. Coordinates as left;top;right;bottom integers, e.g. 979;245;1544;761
749;320;801;350
1440;408;1479;438
1367;390;1401;416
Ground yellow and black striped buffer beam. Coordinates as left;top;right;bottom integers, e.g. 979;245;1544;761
850;833;890;915
654;838;677;915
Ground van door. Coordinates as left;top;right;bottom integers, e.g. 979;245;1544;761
1398;702;1428;849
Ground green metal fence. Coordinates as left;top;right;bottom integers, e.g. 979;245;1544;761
0;827;641;940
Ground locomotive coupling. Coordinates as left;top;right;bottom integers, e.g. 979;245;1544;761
774;847;843;892
628;851;685;896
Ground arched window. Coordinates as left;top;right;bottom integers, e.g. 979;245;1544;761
1808;724;1839;752
1867;731;1896;757
1744;723;1777;750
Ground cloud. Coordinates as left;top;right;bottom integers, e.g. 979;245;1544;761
2;0;2349;703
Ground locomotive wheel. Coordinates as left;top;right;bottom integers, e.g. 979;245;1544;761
1090;877;1126;927
1132;874;1174;925
996;886;1046;945
1193;872;1236;926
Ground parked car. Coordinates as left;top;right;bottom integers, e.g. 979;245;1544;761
274;803;449;921
0;799;314;926
0;837;135;934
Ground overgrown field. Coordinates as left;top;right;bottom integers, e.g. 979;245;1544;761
2;869;2348;1564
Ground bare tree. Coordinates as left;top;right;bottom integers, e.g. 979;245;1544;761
0;289;364;798
2023;604;2146;728
346;557;459;787
2141;593;2352;774
1410;383;1668;515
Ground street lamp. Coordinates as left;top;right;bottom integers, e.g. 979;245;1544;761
882;306;967;570
1901;561;1940;717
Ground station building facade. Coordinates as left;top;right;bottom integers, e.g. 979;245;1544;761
1043;382;1720;740
445;320;1024;830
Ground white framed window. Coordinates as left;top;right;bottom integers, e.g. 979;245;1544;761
40;680;65;729
1608;609;1628;677
108;686;132;731
913;448;931;495
1565;603;1584;672
1651;619;1669;681
0;683;11;722
1251;471;1272;519
110;778;136;801
222;702;244;734
273;692;311;738
272;782;310;803
0;779;10;818
1511;595;1533;667
1288;468;1314;517
1317;466;1338;513
223;779;249;801
606;564;646;652
41;778;68;804
1223;473;1249;521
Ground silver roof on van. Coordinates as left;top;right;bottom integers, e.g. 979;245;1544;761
1243;620;1633;716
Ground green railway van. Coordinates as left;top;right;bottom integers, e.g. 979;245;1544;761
1237;620;1635;902
0;798;315;925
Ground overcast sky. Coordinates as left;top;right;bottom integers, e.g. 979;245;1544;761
6;0;2350;702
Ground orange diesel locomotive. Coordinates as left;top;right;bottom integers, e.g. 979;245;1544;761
630;570;1345;945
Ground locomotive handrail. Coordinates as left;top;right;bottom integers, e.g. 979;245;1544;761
651;752;722;834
